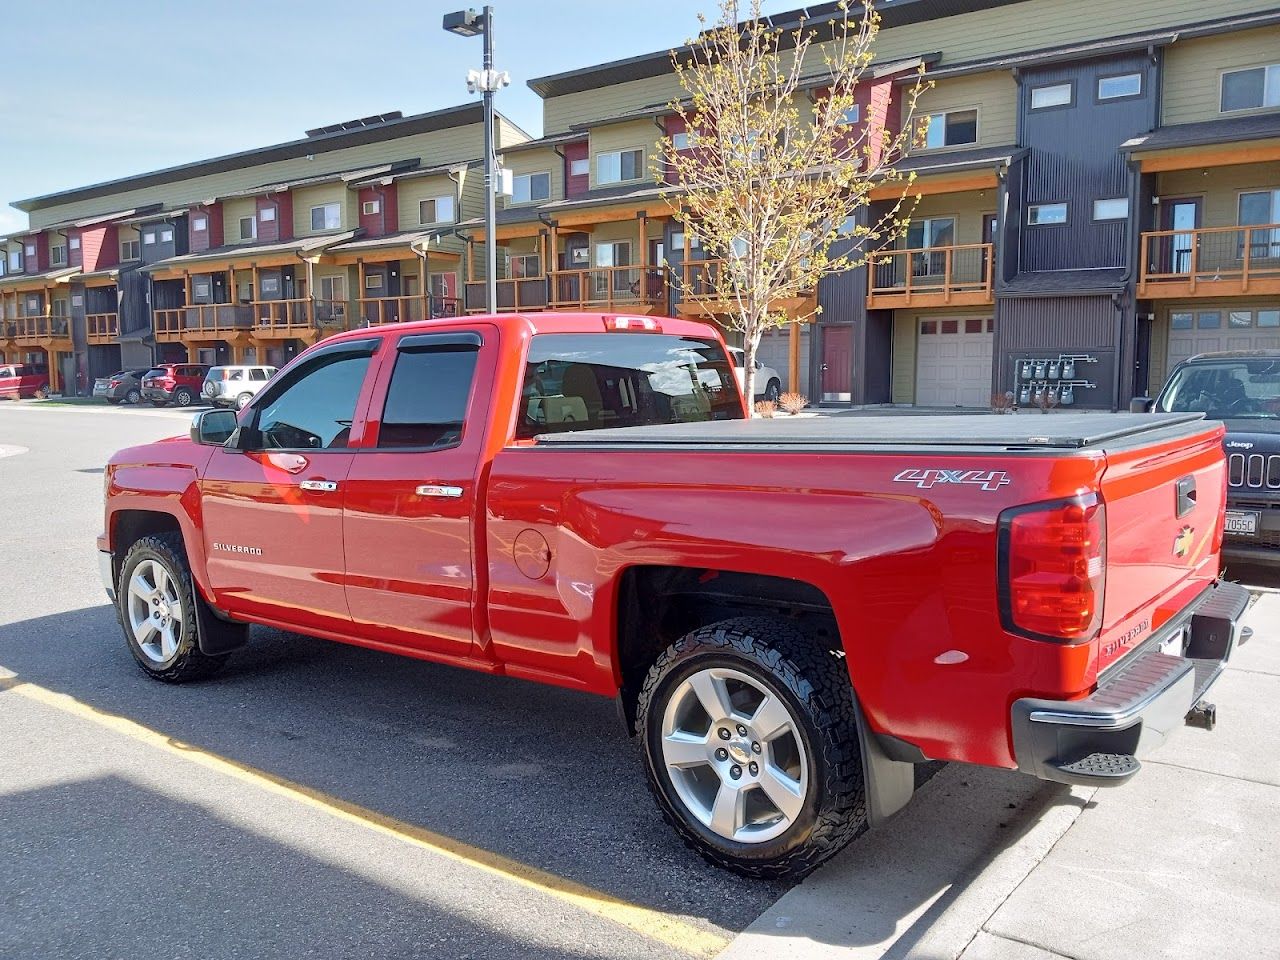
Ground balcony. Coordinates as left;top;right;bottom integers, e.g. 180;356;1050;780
358;295;462;327
86;312;119;344
866;243;994;308
548;266;669;313
153;300;350;342
13;314;72;344
675;259;814;317
1139;224;1280;299
463;277;549;314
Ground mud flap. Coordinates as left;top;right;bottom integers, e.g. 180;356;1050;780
194;591;250;656
853;695;916;827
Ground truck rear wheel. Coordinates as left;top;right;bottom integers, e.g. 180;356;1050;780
637;616;866;879
116;533;229;682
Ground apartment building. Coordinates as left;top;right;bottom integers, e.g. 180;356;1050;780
3;0;1278;406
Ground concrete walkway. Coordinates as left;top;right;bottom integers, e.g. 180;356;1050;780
719;594;1280;960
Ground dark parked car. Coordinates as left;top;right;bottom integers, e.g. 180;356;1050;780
93;368;152;404
141;364;210;407
1137;350;1280;565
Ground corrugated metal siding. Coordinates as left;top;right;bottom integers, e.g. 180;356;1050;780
1017;53;1155;272
995;295;1120;408
1162;25;1280;125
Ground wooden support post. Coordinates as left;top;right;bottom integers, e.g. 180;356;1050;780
419;249;429;319
186;342;199;363
357;259;366;324
788;321;800;395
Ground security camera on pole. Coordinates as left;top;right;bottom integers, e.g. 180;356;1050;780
443;6;510;314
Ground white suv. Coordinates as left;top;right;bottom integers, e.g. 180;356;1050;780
728;348;782;401
202;365;277;410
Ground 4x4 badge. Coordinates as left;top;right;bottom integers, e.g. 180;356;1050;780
893;468;1011;491
1173;525;1194;558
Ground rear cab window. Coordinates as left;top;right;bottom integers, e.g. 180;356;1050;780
516;332;742;439
376;333;482;449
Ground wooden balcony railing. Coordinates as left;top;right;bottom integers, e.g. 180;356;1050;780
358;295;461;326
549;266;669;312
681;259;734;301
153;300;350;341
86;312;119;344
1139;223;1280;297
13;314;72;342
463;277;549;313
867;243;994;307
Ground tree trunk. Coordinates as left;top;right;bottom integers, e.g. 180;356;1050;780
742;326;763;408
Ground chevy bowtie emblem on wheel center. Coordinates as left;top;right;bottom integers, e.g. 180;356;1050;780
1173;526;1195;558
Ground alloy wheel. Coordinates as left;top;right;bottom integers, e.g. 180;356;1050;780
126;558;184;664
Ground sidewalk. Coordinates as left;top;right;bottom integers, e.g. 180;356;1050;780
719;595;1280;960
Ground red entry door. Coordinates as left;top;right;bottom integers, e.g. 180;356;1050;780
821;326;854;402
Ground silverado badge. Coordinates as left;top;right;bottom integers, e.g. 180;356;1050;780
1173;525;1195;559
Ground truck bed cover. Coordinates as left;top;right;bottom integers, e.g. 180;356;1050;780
534;412;1210;451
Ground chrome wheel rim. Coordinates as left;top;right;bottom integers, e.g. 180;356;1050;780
661;667;809;844
126;559;184;664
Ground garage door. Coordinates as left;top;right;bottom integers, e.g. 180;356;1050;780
1167;308;1280;372
915;317;994;407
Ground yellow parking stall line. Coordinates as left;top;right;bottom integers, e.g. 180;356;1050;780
0;673;729;958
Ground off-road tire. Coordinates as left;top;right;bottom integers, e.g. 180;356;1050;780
116;533;229;682
637;616;866;880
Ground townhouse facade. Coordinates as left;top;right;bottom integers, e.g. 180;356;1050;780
3;0;1279;409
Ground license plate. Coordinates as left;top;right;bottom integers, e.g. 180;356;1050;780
1225;510;1259;536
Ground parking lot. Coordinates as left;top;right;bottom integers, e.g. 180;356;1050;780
2;400;1278;960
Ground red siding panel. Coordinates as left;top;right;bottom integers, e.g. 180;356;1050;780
563;141;589;198
189;202;221;252
256;196;282;244
358;184;398;237
79;225;119;272
67;229;83;268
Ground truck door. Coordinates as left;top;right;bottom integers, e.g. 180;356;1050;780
341;328;494;659
199;337;381;630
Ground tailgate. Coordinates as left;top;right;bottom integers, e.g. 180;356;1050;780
1097;422;1226;672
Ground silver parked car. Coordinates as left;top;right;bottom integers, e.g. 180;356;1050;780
93;368;152;404
202;365;277;410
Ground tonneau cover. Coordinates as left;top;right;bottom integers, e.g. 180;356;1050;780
535;412;1209;450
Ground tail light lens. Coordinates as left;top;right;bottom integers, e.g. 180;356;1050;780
109;379;121;387
998;494;1106;643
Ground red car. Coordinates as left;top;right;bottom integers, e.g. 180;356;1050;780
140;363;209;407
99;312;1249;879
0;363;51;399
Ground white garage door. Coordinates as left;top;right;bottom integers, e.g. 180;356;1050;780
1167;308;1280;372
915;317;994;407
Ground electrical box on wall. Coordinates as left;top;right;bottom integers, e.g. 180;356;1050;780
1014;354;1098;409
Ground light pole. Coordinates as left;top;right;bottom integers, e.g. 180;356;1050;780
444;6;507;314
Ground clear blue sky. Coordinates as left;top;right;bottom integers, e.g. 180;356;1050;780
0;0;795;236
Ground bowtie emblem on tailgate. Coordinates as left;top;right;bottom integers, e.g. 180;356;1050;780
1173;525;1195;559
893;468;1011;491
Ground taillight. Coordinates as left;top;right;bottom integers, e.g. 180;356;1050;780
602;315;663;333
109;379;121;387
998;494;1106;643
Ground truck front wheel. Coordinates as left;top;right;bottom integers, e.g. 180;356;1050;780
116;533;229;682
637;616;866;879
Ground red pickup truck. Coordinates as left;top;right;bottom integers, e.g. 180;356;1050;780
99;312;1250;878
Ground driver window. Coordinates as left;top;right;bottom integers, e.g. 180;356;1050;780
256;352;372;450
377;344;479;449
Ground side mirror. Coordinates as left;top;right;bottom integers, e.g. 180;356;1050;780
1129;397;1155;414
191;408;239;446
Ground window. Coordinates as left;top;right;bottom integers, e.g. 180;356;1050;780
919;109;978;149
1230;311;1253;328
259;207;276;222
1239;190;1280;258
838;104;861;125
260;276;280;295
7;248;21;272
239;217;256;241
419;196;456;224
253;347;374;450
50;244;67;265
25;243;35;257
192;215;208;231
319;275;347;303
671;131;691;150
516;333;743;439
362;199;380;216
142;232;156;246
1098;73;1142;100
226;369;244;381
193;281;212;299
1030;82;1073;109
364;273;384;290
310;203;341;231
508;253;541;278
1171;312;1193;330
68;237;80;251
1028;203;1068;225
237;281;253;302
250;368;272;381
512;171;551;204
1259;310;1280;328
1221;64;1280;112
120;239;140;261
377;337;481;448
906;218;955;250
1198;311;1222;329
570;157;589;177
1092;198;1129;220
159;228;174;243
596;148;644;184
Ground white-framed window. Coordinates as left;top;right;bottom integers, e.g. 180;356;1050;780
419;196;456;225
362;199;380;215
1239;189;1280;226
237;281;253;302
319;275;347;302
239;217;256;241
260;276;281;295
7;248;22;272
906;217;956;250
193;280;212;299
1092;198;1129;221
596;148;644;185
159;228;174;243
120;239;140;261
259;207;276;223
192;215;208;232
1030;82;1073;110
671;130;690;150
1097;73;1142;101
918;109;978;149
310;203;341;231
1221;63;1280;112
0;258;6;277
142;232;156;245
839;104;861;125
364;273;384;290
50;244;67;265
507;253;541;278
511;171;551;204
25;243;36;257
570;157;589;177
68;236;80;251
1028;202;1068;225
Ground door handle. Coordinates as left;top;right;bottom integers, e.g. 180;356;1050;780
299;480;339;492
416;484;464;498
